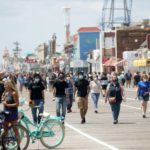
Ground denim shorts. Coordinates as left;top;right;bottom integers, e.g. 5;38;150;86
138;95;149;101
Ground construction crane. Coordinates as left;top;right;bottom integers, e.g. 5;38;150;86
101;0;132;30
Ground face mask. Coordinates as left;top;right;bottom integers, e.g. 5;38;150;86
66;80;70;84
59;75;64;80
34;78;40;82
79;75;83;79
94;78;97;81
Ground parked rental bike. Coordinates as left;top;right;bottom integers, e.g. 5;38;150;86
18;104;65;149
0;110;29;150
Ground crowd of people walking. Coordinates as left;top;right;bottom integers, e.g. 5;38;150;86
0;69;149;134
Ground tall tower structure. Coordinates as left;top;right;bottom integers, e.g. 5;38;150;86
13;41;22;71
63;7;71;44
2;48;10;71
13;41;22;58
101;0;132;30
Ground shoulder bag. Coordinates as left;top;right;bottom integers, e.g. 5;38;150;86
108;85;116;104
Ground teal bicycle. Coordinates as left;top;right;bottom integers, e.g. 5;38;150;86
18;104;65;149
0;110;29;150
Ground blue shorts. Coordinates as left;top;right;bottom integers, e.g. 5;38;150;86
4;109;18;122
138;95;149;101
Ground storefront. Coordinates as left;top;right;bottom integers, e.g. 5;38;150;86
103;58;116;72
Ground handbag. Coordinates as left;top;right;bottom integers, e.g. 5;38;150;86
108;96;116;104
108;85;116;104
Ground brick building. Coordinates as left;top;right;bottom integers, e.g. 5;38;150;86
116;26;150;59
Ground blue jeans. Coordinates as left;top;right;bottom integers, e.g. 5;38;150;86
91;93;100;109
110;103;121;121
31;99;44;124
67;94;73;110
55;96;67;120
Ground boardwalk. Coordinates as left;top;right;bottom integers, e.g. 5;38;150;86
1;88;150;150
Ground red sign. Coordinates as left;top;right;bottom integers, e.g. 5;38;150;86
64;44;74;53
147;34;150;49
25;59;37;63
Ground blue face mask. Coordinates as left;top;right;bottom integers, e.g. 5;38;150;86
34;78;40;82
66;80;70;84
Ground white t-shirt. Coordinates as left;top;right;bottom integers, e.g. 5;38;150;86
90;80;101;93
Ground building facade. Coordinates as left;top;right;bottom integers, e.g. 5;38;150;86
36;43;48;64
116;26;150;59
78;27;100;60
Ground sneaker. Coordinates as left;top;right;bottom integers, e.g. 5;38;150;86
113;120;118;124
142;114;146;118
67;109;70;113
81;118;86;124
94;110;98;114
17;146;21;150
67;109;72;113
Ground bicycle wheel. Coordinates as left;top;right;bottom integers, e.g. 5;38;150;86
2;124;30;150
40;119;65;149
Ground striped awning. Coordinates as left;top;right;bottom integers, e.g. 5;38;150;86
115;59;127;66
103;58;116;67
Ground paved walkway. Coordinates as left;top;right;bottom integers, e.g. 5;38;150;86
1;88;150;150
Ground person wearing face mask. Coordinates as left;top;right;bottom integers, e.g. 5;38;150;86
137;74;150;118
89;75;101;113
66;74;74;113
105;73;124;124
53;72;68;123
75;72;90;124
28;73;45;124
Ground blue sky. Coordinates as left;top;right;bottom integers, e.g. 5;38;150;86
0;0;150;59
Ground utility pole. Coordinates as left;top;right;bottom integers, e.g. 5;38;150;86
13;41;22;70
63;7;72;73
63;7;71;44
13;41;22;58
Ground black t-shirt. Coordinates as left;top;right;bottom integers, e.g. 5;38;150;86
28;81;45;100
75;79;89;97
134;74;140;83
53;80;68;96
108;82;122;103
0;81;5;102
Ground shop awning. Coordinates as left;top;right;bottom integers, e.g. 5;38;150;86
103;58;116;67
115;59;127;66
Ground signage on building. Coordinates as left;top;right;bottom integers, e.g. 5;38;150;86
70;60;88;68
25;59;37;63
64;44;74;53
